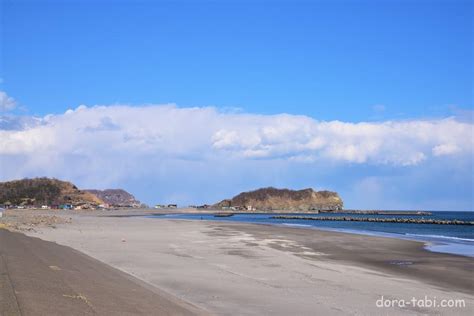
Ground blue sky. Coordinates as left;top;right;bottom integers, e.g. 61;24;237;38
2;0;472;119
0;0;473;210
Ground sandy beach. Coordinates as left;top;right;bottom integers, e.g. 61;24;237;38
0;209;465;315
0;228;204;316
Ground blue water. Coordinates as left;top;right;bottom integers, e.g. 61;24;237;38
147;211;474;257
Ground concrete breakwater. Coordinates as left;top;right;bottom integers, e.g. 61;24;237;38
270;216;474;225
320;210;432;216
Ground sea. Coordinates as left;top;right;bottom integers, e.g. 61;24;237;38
148;211;474;257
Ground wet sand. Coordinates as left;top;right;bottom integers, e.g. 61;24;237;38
230;222;474;294
14;210;472;315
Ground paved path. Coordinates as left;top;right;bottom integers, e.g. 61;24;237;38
0;229;205;315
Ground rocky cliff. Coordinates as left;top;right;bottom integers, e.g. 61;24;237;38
215;187;343;212
84;189;140;207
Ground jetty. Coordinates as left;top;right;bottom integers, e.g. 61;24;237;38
270;216;474;225
319;210;432;216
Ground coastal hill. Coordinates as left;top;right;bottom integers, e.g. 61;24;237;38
0;178;104;207
84;189;140;207
0;178;140;208
215;187;343;212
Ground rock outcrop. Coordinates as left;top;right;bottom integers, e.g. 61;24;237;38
84;189;140;207
215;187;343;212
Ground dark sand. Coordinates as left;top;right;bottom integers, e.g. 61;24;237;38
214;222;474;294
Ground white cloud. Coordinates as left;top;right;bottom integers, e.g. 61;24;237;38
1;104;472;164
0;91;17;111
432;143;461;156
211;116;472;165
0;104;473;192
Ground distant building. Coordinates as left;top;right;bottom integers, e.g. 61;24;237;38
167;204;177;209
197;204;212;209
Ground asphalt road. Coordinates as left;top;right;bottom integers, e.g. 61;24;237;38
0;229;205;316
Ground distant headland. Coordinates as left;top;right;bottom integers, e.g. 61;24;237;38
0;178;141;210
213;187;344;212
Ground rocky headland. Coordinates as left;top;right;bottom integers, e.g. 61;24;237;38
215;187;343;212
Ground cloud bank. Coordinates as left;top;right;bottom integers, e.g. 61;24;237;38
1;104;472;162
1;104;473;208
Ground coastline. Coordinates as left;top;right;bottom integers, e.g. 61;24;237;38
153;218;474;293
151;211;474;257
8;209;472;315
275;223;474;257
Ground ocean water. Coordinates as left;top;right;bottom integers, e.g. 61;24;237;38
148;211;474;257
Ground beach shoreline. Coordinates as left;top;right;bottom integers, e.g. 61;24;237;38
1;209;468;315
152;211;474;258
0;209;472;314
